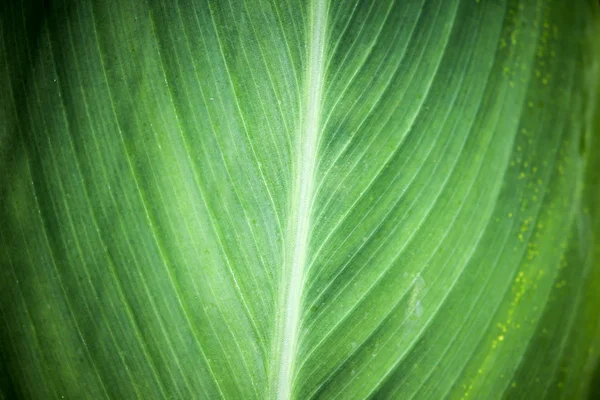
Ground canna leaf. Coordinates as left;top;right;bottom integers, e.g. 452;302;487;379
1;0;599;399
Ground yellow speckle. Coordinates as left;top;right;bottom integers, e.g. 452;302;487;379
511;32;518;45
555;280;567;289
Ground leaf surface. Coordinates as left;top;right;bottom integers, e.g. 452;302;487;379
1;0;600;399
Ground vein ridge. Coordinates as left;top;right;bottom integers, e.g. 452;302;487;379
274;0;328;398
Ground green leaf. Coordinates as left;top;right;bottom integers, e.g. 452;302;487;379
1;0;600;398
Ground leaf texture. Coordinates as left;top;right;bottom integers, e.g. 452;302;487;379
1;0;599;399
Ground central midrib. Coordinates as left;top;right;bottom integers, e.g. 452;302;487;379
274;0;328;399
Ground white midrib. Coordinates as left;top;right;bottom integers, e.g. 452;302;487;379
275;1;328;399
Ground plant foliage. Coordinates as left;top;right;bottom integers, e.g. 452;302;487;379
1;0;600;399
